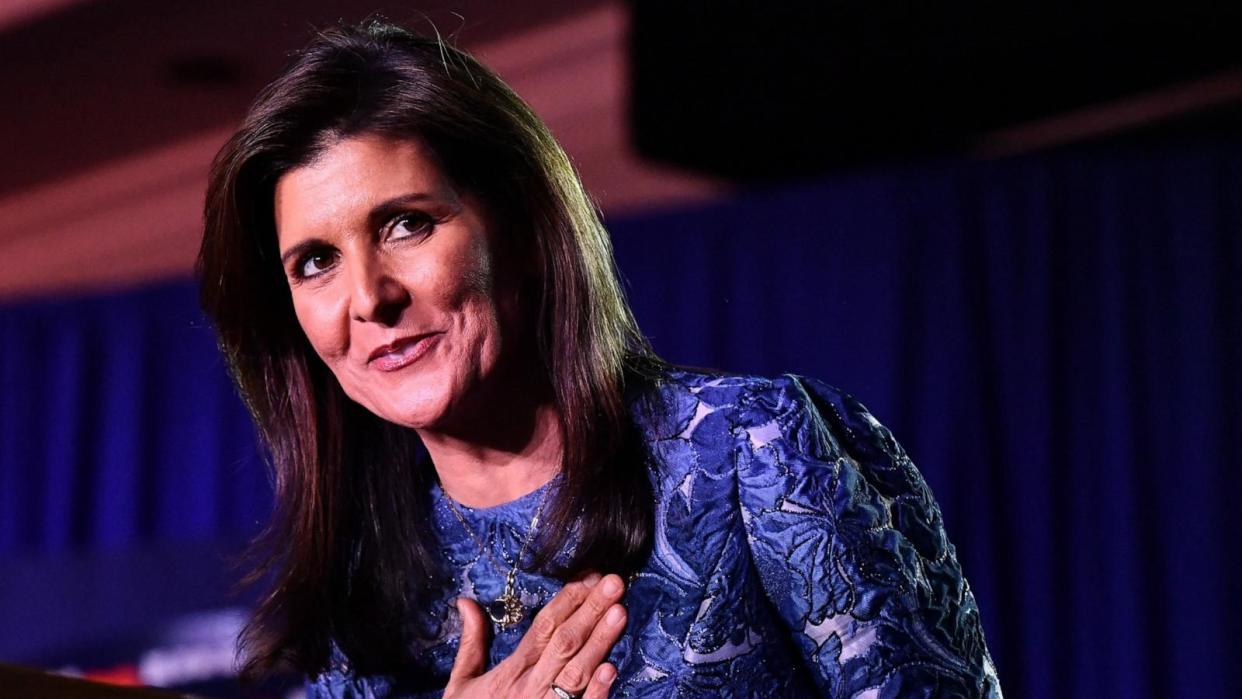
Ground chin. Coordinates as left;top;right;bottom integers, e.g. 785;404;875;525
353;375;461;430
361;391;447;430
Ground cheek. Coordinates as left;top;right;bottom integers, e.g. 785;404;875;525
290;289;350;361
447;236;495;300
437;270;514;373
429;237;498;322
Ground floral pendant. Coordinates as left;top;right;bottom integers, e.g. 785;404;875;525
486;591;526;628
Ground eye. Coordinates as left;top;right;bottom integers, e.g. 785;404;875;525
386;212;434;242
294;249;340;280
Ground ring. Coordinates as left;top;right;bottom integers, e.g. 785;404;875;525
550;683;582;699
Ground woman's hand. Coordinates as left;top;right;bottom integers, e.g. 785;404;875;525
444;573;627;699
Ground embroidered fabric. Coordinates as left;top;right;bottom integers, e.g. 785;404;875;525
306;368;1003;698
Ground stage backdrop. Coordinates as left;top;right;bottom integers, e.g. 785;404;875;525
2;137;1239;698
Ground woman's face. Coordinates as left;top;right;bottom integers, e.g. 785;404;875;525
273;134;527;432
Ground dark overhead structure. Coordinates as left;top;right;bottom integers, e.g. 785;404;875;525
629;2;1242;181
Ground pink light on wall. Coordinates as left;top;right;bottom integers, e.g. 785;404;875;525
0;0;90;31
0;1;726;302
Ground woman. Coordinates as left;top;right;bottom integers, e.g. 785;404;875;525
199;19;1002;699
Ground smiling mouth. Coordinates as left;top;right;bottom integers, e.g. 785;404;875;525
368;333;442;372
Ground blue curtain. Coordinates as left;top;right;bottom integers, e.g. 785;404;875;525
2;139;1239;697
0;283;270;556
0;284;272;669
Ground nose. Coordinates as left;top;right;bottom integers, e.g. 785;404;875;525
347;252;409;326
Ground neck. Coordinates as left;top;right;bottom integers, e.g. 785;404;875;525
419;393;563;509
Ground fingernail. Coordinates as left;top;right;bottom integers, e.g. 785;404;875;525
606;605;624;625
599;664;617;684
582;572;601;587
603;575;622;595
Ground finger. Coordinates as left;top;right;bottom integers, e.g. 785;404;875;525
550;603;626;695
581;662;618;699
447;598;490;688
527;574;625;686
509;578;596;665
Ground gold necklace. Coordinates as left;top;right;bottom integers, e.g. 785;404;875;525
440;483;551;629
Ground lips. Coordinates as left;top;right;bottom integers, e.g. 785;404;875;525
367;332;442;372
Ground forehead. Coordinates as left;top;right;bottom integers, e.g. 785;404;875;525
273;134;456;241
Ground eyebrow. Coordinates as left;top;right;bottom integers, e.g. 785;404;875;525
278;191;437;267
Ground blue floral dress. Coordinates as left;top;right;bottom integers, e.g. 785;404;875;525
308;369;1003;697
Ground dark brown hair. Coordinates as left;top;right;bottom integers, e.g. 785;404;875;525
198;19;660;680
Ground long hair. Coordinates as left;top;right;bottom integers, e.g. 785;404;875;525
198;19;660;681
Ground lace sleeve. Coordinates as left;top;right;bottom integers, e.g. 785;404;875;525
302;641;416;698
735;375;1002;698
